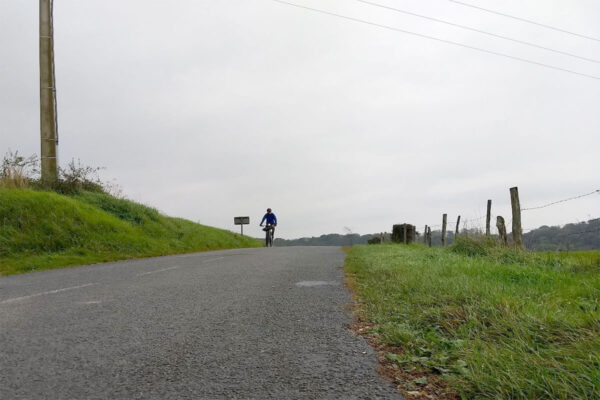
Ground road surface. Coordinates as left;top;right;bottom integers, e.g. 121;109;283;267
0;247;401;399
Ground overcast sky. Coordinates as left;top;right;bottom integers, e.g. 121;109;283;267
1;0;599;239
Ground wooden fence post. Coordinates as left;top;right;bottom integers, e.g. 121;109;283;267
427;226;432;247
441;214;447;247
403;224;408;245
510;187;524;248
486;200;492;236
496;216;507;246
455;215;461;238
424;225;428;244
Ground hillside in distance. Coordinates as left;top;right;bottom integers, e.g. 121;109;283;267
275;218;600;251
274;233;376;247
523;218;599;251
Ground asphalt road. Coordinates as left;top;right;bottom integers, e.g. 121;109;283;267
0;247;401;399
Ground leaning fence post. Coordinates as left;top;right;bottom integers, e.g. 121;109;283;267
510;187;524;249
441;214;447;247
455;215;461;238
496;216;508;246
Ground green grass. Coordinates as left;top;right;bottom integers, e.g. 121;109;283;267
0;189;261;275
345;242;600;400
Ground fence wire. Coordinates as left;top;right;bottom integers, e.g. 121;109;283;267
522;189;599;211
421;188;599;238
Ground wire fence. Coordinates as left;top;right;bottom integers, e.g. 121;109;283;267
521;190;599;211
418;187;599;248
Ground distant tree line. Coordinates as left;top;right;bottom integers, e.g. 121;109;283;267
522;218;599;251
274;233;375;247
275;218;600;250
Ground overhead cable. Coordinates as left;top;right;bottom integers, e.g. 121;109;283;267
449;0;600;42
358;0;600;64
271;0;600;81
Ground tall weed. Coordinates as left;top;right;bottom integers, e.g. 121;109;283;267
0;150;38;188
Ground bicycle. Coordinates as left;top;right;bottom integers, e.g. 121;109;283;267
261;224;275;247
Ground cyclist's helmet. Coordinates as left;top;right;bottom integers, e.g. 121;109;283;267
267;208;272;213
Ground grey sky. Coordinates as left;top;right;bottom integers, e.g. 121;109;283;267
1;0;599;239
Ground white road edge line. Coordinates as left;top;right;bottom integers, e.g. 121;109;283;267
136;257;226;277
137;266;180;276
0;283;99;305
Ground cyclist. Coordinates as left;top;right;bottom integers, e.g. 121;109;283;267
260;208;277;240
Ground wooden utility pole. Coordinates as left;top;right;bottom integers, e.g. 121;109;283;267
40;0;59;186
441;214;447;246
486;200;492;236
455;215;461;237
510;187;524;248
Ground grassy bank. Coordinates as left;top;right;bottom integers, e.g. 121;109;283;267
345;243;600;399
0;189;261;275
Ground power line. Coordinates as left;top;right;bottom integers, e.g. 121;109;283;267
449;0;600;43
271;0;600;81
522;189;600;211
358;0;600;64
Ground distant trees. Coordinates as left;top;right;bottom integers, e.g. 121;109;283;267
426;222;599;250
274;233;374;247
523;219;599;251
274;219;600;250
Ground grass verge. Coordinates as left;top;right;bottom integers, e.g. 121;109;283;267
344;243;600;400
0;189;261;275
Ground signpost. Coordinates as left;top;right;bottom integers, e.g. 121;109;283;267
234;216;250;236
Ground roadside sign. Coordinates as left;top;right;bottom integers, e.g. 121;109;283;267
234;216;250;235
234;217;250;225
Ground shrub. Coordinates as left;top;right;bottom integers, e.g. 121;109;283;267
450;235;497;257
52;159;105;194
0;150;118;196
368;237;382;244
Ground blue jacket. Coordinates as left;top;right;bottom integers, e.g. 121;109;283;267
260;213;277;226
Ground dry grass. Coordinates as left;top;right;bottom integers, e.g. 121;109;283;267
0;150;37;189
